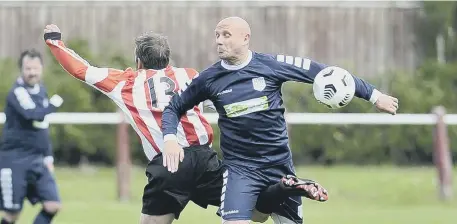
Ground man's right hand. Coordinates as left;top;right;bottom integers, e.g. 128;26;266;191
49;94;63;108
163;139;184;173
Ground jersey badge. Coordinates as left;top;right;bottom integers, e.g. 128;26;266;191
252;77;266;91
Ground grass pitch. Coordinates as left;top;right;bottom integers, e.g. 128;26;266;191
7;166;457;224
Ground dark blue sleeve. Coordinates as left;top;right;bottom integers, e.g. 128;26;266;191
7;87;56;121
45;143;53;157
272;54;376;101
162;74;209;136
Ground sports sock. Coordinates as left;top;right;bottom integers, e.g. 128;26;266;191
33;210;56;224
1;218;15;224
255;182;288;214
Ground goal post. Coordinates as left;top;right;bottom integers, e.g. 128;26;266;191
433;106;453;201
116;110;131;202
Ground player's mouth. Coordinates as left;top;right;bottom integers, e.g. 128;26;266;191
25;75;38;84
217;47;225;53
27;76;38;81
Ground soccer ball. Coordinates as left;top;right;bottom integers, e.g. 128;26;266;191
313;66;356;109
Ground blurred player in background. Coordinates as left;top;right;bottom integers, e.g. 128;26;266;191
0;50;63;224
162;17;398;224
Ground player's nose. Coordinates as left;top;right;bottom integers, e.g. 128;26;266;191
215;37;223;45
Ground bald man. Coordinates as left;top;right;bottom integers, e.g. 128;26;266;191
162;17;398;224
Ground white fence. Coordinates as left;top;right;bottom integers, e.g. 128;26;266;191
1;113;457;125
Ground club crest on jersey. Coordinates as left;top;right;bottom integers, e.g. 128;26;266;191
252;77;266;91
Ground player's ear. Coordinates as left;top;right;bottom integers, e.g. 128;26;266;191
137;58;144;70
244;33;250;45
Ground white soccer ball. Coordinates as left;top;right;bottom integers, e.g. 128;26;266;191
313;66;356;109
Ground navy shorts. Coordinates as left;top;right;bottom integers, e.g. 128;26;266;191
218;160;303;223
0;154;60;213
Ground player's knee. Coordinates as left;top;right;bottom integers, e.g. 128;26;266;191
3;211;20;222
140;213;174;224
42;201;62;214
222;220;250;224
251;209;269;223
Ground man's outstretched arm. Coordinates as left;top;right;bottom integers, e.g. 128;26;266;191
44;24;131;94
270;54;398;114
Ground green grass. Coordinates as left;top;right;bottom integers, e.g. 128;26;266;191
4;166;457;224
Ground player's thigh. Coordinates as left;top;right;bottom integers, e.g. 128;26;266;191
31;164;61;206
0;164;28;213
140;213;174;224
142;151;198;219
218;164;264;221
191;150;224;208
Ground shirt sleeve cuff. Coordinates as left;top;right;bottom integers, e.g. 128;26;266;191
369;89;382;104
164;134;177;142
43;156;54;164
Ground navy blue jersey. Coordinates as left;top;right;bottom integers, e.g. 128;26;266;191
0;77;56;157
162;51;376;167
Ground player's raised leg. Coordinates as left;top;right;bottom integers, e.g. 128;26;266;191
254;162;328;224
255;174;328;216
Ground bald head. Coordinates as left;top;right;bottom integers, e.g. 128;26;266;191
216;17;251;37
215;17;251;64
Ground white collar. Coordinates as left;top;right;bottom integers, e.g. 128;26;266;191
17;77;40;94
221;50;253;70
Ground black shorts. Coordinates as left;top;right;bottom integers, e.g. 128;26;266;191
141;145;223;219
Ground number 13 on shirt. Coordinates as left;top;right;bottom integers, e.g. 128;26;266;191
147;76;179;110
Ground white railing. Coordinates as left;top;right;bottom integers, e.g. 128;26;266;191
1;112;457;125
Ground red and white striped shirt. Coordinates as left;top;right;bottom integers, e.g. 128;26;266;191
46;39;213;160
